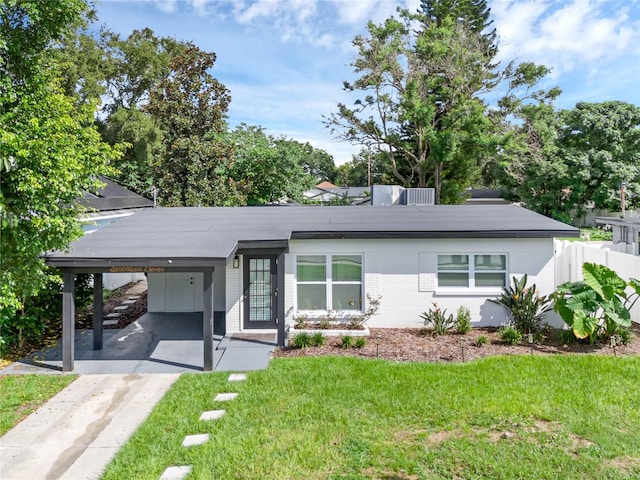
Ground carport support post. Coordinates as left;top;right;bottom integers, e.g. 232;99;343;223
62;271;75;372
276;251;285;347
93;273;103;350
203;269;214;371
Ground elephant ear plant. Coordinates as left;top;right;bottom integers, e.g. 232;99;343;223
491;274;552;335
551;263;640;344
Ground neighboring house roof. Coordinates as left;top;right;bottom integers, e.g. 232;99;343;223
80;176;153;212
315;181;337;189
45;204;579;268
463;188;510;205
304;185;370;203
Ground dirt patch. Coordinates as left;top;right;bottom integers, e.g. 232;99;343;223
275;325;640;363
76;282;148;330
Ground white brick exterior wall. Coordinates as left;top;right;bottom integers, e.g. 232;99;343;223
149;237;557;332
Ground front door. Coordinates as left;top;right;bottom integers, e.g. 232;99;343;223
243;256;277;329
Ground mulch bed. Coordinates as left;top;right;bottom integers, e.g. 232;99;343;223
71;285;640;364
274;326;640;363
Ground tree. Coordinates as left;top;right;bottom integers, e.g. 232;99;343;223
493;100;639;223
228;125;321;204
293;143;337;184
56;26;189;195
325;10;499;203
335;149;393;187
558;101;640;215
145;46;243;206
1;0;122;344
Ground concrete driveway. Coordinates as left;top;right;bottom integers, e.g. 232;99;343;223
1;373;179;480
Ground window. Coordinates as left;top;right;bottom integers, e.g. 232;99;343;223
297;255;362;310
437;254;506;288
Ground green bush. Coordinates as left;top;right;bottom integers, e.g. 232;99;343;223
558;329;576;345
310;332;325;347
340;335;353;348
498;325;522;345
291;332;312;349
420;302;455;335
552;263;639;343
616;328;633;346
491;274;551;335
455;306;471;334
0;271;93;354
353;337;366;349
474;335;489;346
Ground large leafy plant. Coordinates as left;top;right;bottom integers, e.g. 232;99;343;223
491;274;552;334
552;263;640;343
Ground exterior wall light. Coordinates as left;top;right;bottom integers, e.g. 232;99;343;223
233;255;239;269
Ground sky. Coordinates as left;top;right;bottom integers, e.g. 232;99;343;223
94;0;640;165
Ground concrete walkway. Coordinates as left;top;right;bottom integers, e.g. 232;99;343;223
0;373;179;480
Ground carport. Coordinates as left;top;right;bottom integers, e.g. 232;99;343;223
45;208;288;372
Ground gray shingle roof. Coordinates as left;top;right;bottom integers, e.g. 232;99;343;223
45;204;579;268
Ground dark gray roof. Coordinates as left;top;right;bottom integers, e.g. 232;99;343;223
45;204;579;268
80;176;153;211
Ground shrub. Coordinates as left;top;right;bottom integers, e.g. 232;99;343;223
552;263;639;343
347;294;382;330
420;302;455;335
616;328;633;346
353;337;366;349
491;274;551;335
475;335;489;346
498;325;522;345
294;314;307;329
455;306;471;334
318;318;331;330
558;329;576;345
310;332;325;347
291;332;312;349
340;335;353;348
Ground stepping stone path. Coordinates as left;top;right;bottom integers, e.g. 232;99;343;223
214;392;238;402
113;305;129;311
182;433;210;447
200;410;225;421
161;373;247;479
121;299;137;305
102;319;119;327
106;312;121;318
159;465;192;480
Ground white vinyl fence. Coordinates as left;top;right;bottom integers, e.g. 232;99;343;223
555;240;640;322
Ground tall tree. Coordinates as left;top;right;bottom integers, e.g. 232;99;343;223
56;27;188;194
145;46;243;206
0;1;121;324
558;101;640;215
228;125;315;204
326;11;498;203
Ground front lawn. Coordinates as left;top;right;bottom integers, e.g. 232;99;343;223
0;374;76;435
102;355;640;479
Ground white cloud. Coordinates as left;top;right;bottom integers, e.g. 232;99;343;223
150;0;178;13
492;0;640;74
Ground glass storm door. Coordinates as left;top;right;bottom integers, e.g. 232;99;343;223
243;256;277;329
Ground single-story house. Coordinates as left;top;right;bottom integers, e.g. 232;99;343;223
595;216;640;255
79;176;154;289
44;204;579;371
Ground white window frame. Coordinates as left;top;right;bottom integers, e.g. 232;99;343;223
436;253;508;293
295;254;363;312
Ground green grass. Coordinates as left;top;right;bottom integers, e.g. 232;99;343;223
0;374;76;435
103;356;640;479
561;227;614;242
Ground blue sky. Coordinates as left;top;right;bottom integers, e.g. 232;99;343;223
95;0;640;165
